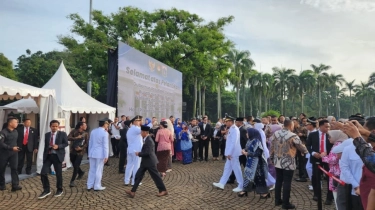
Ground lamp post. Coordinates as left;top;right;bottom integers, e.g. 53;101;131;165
87;65;92;96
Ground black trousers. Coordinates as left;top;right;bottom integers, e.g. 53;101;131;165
336;184;364;210
198;139;209;160
131;165;166;193
111;138;119;157
228;155;247;182
41;154;62;192
211;139;220;158
220;140;226;158
17;145;33;173
0;151;19;187
192;141;199;160
70;153;83;182
297;151;307;178
312;162;333;201
118;141;127;172
275;168;294;205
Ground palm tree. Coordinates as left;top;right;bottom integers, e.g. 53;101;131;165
329;73;345;117
226;49;255;116
297;70;315;114
262;73;274;112
272;67;296;114
354;81;370;116
345;79;356;115
310;64;331;117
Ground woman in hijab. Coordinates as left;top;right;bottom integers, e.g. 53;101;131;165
322;130;348;208
179;122;193;165
212;121;222;161
327;116;337;124
174;118;182;161
238;128;269;199
156;121;174;177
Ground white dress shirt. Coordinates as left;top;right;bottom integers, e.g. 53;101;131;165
312;130;327;156
111;122;122;139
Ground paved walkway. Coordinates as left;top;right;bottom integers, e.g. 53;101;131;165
1;158;335;209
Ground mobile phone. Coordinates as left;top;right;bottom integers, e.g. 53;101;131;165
17;147;22;151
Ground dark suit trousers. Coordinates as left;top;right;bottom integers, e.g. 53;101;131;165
275;168;294;205
111;138;119;157
70;153;83;182
228;155;246;182
118;141;127;172
192;141;199;160
18;144;33;173
0;152;19;187
131;165;166;193
211;139;220;158
220;140;226;158
297;151;307;178
198;139;209;160
41;154;63;191
312;162;333;201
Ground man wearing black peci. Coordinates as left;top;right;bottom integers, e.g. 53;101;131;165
67;122;89;187
227;117;248;184
305;119;334;205
38;120;68;199
125;125;168;198
17;118;39;175
198;116;212;161
0;117;22;191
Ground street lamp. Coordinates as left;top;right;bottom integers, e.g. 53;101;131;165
87;65;92;96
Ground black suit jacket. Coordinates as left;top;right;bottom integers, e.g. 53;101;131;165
43;131;68;163
17;126;39;152
138;136;158;167
199;123;212;139
239;126;248;149
306;131;333;164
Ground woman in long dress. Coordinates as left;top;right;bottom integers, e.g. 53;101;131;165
238;128;269;198
155;121;174;177
179;122;193;165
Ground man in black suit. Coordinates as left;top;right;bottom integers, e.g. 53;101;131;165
198;116;212;161
125;125;168;198
227;117;248;183
38;120;68;199
17;119;39;175
305;119;334;205
118;120;130;174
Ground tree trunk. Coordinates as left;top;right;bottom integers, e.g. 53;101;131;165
198;81;201;118
350;91;353;115
236;82;240;116
280;83;284;114
242;83;246;116
301;92;304;113
193;77;197;117
335;87;339;118
318;84;322;117
202;83;206;116
259;93;262;115
264;95;267;112
217;82;221;119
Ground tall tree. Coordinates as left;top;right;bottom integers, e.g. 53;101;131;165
0;53;17;80
296;70;315;114
310;64;331;117
329;73;345;117
272;67;295;114
345;79;356;115
226;49;255;116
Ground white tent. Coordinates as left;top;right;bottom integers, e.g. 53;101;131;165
42;62;116;168
0;98;39;114
0;75;58;173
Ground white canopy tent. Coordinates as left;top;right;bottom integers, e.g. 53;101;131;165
0;75;58;173
0;98;39;114
41;62;116;169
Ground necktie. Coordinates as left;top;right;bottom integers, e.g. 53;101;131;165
23;128;29;145
49;133;54;154
320;132;325;153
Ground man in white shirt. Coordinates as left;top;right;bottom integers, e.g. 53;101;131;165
213;115;243;193
124;115;143;186
86;119;109;191
110;117;122;158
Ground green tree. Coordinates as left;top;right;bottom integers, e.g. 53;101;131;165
272;67;295;114
329;73;345;117
345;79;356;115
311;64;331;117
296;70;315;114
0;53;17;80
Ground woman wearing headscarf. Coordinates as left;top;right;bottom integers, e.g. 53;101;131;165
322;130;348;209
326;116;336;124
156;121;174;177
174;118;182;161
238;128;269;199
179;122;193;165
212;121;222;161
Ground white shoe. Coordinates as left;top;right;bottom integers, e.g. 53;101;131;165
269;185;275;191
213;182;224;190
131;183;142;186
166;169;172;173
309;185;313;191
94;187;106;191
232;187;243;192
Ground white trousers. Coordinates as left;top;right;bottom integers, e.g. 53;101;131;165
124;152;141;185
87;158;104;190
305;153;313;180
219;157;243;189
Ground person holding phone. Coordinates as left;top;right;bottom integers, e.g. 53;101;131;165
0;117;22;192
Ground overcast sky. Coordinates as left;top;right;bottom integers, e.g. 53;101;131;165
1;0;374;84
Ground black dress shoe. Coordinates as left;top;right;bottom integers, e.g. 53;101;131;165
11;186;22;192
313;196;318;201
38;191;51;199
77;171;85;180
119;170;125;174
26;171;32;175
282;203;295;209
294;178;307;182
275;200;283;206
69;181;76;187
55;190;63;197
325;200;333;205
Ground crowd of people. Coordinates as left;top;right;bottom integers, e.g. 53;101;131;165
2;111;375;209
